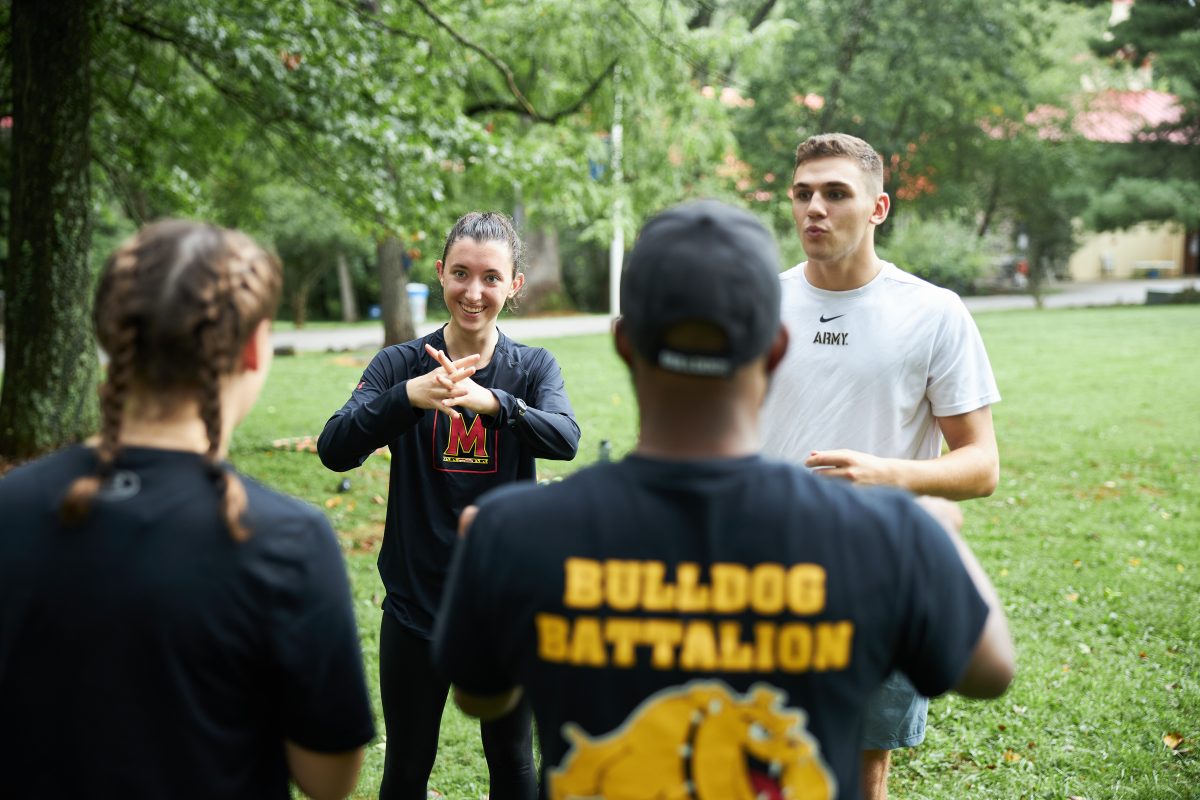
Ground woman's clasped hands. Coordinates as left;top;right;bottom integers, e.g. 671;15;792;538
406;343;501;420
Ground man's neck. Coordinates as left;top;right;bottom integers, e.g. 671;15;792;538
443;324;499;367
633;429;757;460
631;374;764;460
804;253;884;292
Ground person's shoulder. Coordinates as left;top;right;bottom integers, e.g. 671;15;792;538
380;329;443;360
477;463;613;519
880;261;936;291
233;476;350;612
779;263;807;285
364;329;443;375
760;457;920;529
777;265;815;308
495;331;542;357
239;473;336;548
879;261;964;307
0;445;90;495
777;262;806;297
494;332;560;371
241;474;325;522
748;454;808;484
840;483;933;546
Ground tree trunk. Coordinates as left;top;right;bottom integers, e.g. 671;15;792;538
0;0;101;461
378;235;414;346
336;252;359;322
977;173;1002;238
1028;241;1046;310
291;280;311;329
519;226;568;314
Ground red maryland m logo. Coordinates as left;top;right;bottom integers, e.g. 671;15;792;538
444;414;488;458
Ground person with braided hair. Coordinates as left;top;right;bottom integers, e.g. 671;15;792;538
319;211;580;800
0;221;375;799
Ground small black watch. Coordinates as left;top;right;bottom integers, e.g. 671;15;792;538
514;398;528;418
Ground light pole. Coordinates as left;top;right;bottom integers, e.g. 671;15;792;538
608;64;624;318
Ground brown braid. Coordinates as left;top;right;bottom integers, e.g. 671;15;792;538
60;246;140;525
58;221;282;540
196;267;250;542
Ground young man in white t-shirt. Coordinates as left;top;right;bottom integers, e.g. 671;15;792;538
761;132;1002;799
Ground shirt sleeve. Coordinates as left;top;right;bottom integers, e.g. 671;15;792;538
431;492;521;694
892;499;991;699
486;349;581;461
271;511;376;752
927;296;1001;418
317;345;423;471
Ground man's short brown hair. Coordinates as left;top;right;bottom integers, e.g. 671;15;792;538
793;133;885;195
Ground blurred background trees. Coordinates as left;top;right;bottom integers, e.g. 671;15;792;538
2;0;1196;457
1084;0;1200;232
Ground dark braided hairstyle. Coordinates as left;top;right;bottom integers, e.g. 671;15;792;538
60;221;283;540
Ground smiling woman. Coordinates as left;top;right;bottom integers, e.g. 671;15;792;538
438;237;524;351
316;210;581;800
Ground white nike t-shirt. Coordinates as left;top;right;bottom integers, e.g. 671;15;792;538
761;262;1000;462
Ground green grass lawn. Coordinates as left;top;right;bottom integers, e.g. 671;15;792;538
230;304;1200;799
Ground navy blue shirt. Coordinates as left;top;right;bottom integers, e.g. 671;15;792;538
0;446;375;799
318;327;580;638
434;455;988;800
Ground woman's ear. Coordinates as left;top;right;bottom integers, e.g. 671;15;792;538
508;271;526;298
435;259;445;285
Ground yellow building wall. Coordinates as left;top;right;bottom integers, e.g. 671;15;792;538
1068;223;1185;280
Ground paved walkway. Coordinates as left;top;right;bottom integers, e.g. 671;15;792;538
0;278;1196;369
270;314;615;354
961;277;1197;312
269;277;1198;354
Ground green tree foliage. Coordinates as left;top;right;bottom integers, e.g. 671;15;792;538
1084;0;1200;230
879;216;997;295
734;0;1046;215
429;1;748;240
5;0;732;455
5;0;1141;455
727;0;1106;294
252;184;371;327
1088;176;1200;229
94;1;481;226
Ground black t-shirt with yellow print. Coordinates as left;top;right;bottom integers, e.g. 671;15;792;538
434;455;988;800
0;446;374;798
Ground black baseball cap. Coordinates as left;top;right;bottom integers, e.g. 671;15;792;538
620;199;782;377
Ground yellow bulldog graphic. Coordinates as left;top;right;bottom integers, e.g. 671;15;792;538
548;681;835;800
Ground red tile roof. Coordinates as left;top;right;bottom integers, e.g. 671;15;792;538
984;89;1189;144
1071;89;1186;143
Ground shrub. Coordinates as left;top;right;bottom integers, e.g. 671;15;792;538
878;215;995;295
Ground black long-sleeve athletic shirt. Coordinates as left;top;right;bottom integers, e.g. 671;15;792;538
318;327;580;638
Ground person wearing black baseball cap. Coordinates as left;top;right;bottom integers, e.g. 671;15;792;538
433;199;1014;800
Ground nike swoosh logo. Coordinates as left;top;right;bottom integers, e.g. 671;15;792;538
819;314;845;323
